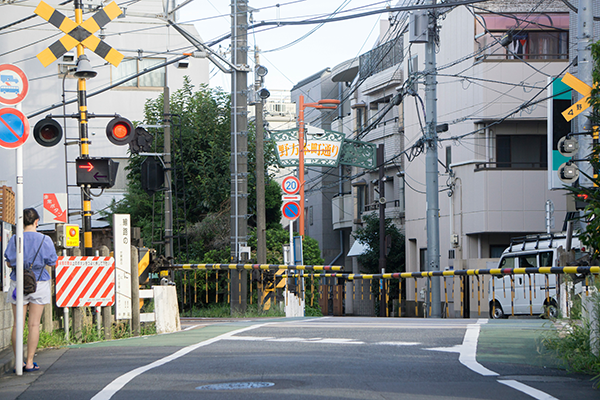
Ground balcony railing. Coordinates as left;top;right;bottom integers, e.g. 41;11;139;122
364;199;400;212
474;161;547;171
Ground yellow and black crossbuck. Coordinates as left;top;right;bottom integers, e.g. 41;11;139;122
35;1;124;67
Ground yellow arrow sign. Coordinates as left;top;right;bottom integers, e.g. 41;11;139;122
561;72;593;122
35;1;124;67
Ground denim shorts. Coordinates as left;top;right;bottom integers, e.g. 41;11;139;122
6;279;51;305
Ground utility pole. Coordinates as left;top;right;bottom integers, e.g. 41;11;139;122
576;0;594;186
255;48;267;265
425;0;441;317
164;78;174;265
377;144;387;317
230;0;248;313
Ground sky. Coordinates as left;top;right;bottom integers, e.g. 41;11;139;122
180;0;392;91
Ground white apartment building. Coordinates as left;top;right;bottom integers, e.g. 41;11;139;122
402;0;584;316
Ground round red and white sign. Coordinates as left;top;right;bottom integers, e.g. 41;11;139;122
281;176;300;195
0;64;29;105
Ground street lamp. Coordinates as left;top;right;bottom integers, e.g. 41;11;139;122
297;95;340;236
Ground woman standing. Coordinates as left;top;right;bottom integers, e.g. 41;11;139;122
4;208;58;372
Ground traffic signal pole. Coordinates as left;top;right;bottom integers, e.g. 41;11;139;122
74;0;93;256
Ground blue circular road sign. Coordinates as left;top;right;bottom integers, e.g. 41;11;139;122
282;201;301;221
0;107;29;149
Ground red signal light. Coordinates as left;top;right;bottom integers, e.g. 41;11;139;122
106;117;133;145
33;117;63;147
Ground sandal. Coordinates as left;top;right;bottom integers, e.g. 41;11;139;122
24;362;39;372
12;363;25;373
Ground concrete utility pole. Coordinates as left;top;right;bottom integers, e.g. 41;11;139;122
576;0;594;186
425;0;441;318
377;144;387;317
230;0;248;313
255;49;267;265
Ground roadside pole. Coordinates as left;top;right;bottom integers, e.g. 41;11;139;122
425;0;441;317
15;142;23;375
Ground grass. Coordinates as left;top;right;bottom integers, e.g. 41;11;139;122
184;303;285;318
183;301;323;318
540;288;600;389
35;321;157;349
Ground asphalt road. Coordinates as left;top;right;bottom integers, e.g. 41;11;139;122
0;317;597;399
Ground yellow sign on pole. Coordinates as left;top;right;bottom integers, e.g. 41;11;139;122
561;72;593;122
34;1;124;67
65;224;80;248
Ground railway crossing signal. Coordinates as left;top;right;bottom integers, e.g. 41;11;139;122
34;1;124;67
76;157;118;188
33;117;63;147
106;116;134;145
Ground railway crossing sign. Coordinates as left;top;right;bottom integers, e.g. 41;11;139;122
34;1;124;67
282;176;300;195
55;256;115;308
0;107;30;149
282;201;301;221
561;72;594;122
0;64;28;105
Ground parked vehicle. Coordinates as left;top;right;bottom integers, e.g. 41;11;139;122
488;234;588;319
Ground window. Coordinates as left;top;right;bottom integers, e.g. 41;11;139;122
518;254;537;268
540;251;553;267
496;135;547;169
111;58;165;88
476;13;569;60
490;245;505;258
309;206;313;226
499;256;515;269
420;248;427;272
356;184;368;221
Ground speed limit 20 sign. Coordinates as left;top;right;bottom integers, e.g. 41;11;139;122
282;176;300;195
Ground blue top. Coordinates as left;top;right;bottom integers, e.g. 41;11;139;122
4;232;57;281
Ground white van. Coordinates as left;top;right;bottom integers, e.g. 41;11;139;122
488;234;588;319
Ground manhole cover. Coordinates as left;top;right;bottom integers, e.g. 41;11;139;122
196;382;275;390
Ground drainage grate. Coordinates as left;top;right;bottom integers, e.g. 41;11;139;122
196;382;275;391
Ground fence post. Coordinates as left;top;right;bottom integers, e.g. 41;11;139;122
131;245;140;336
99;245;112;340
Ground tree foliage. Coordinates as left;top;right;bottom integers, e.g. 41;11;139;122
352;214;405;274
110;78;231;261
567;41;600;259
108;77;311;265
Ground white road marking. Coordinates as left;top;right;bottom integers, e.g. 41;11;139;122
498;380;559;400
427;319;498;376
223;335;420;346
91;317;559;400
427;319;560;400
90;323;268;400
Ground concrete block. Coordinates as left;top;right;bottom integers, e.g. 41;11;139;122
153;286;180;334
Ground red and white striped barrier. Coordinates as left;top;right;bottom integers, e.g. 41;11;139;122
56;256;115;307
